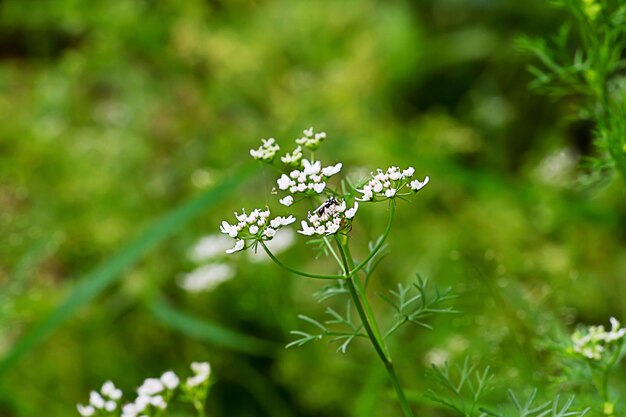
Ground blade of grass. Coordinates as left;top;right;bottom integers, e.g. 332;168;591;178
0;163;258;375
149;298;277;357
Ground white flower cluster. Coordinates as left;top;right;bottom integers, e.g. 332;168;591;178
178;263;235;293
296;127;327;150
186;361;211;387
357;166;429;202
280;145;303;167
299;198;359;236
250;138;280;162
77;381;123;416
276;159;342;204
571;317;626;360
120;372;178;417
220;207;296;254
78;362;211;417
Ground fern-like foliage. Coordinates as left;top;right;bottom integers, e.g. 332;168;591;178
286;301;367;353
425;357;494;417
480;389;590;417
379;274;457;339
519;0;626;184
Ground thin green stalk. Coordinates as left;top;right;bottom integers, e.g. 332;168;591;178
336;238;415;417
260;241;345;280
349;202;396;276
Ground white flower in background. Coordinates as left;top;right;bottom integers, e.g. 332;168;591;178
79;362;211;417
101;381;123;400
296;127;327;150
276;159;342;199
357;166;428;202
187;362;211;387
248;228;295;262
89;391;105;409
250;138;280;162
178;263;235;293
138;378;163;396
571;317;626;360
298;198;358;236
188;234;233;262
219;207;296;254
281;145;303;167
77;404;95;417
160;371;180;390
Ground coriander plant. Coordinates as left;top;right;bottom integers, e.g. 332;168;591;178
219;127;447;416
76;361;211;417
519;0;626;184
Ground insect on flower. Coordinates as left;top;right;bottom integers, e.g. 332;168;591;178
313;196;339;216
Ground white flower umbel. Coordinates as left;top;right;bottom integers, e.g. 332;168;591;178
220;207;295;254
357;166;428;202
298;198;358;236
250;138;280;162
276;159;342;200
79;362;211;417
570;317;626;360
178;263;235;293
281;145;303;167
295;126;327;150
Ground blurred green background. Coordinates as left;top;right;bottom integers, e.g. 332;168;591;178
1;0;625;416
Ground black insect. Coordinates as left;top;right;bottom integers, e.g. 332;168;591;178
313;196;339;216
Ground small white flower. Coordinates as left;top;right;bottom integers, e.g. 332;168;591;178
101;381;122;400
277;174;294;190
122;402;140;417
279;195;294;206
281;146;303;166
187;362;211;387
410;176;430;191
303;159;322;175
220;221;238;238
77;404;95;417
250;138;280;162
191;361;211;377
322;163;342;177
226;239;245;254
298;221;316;236
150;395;167;409
105;401;117;412
161;371;180;389
249;225;259;234
403;167;415;177
134;395;150;411
345;202;359;219
296;127;328;149
178;263;235;293
313;182;326;193
385;188;397;198
264;227;276;238
138;378;164;396
89;391;105;409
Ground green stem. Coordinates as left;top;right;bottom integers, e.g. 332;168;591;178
260;241;345;280
336;237;414;417
349;201;396;276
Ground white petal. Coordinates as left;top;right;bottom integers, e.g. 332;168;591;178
345;202;359;219
279;195;294;206
226;240;245;254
